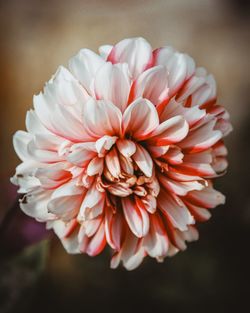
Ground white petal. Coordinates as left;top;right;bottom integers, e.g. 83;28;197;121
132;144;153;177
158;189;194;231
116;139;136;157
87;157;104;176
69;49;105;94
180;119;222;153
78;182;105;221
13;131;33;161
149;115;189;145
130;65;169;107
108;37;153;78
123;98;159;140
154;47;195;96
98;44;113;59
82;98;122;138
122;197;149;238
95;135;117;156
94;62;131;112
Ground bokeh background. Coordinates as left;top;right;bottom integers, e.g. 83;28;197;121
0;0;249;312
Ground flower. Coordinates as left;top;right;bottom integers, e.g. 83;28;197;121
11;37;232;270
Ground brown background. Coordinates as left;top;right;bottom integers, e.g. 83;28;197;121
0;1;249;312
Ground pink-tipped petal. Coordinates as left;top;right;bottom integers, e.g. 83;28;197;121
94;62;131;112
107;37;153;79
123;98;159;140
82;98;122;138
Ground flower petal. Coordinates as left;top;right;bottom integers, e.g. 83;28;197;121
87;157;104;176
108;37;153;78
78;182;105;221
69;49;105;94
86;222;106;256
132;144;153;177
143;214;169;258
123;98;159;140
153;46;195;96
158;189;194;231
94;62;131;112
13;131;33;161
82;98;122;138
129;65;169;107
67;142;97;167
149;116;189;146
122;197;149;238
180;119;222;153
116;139;136;157
105;147;121;179
99;44;113;60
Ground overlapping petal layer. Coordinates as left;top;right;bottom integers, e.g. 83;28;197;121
12;37;231;270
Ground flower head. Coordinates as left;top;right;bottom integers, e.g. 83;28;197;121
12;37;232;270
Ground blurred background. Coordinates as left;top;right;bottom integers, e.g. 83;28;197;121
0;0;249;312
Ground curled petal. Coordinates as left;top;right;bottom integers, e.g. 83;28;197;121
180;119;222;153
69;49;105;94
108;37;153;79
149;116;189;146
144;214;169;258
78;182;105;221
87;157;104;176
122;197;149;238
132;144;153;178
94;62;131;112
153;47;195;96
116;139;136;157
82;98;122;138
129;65;169;107
158;189;194;231
123;98;159;140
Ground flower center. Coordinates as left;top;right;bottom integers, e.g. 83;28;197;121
95;142;160;202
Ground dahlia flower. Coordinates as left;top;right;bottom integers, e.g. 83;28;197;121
11;37;232;270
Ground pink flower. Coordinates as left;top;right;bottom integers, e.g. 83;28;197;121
11;37;232;270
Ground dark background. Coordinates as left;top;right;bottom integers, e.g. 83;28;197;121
0;0;249;312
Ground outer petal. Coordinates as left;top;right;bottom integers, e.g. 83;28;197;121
34;69;90;142
184;187;225;208
13;131;33;161
160;99;206;127
129;65;169;108
86;222;106;256
180;119;222;153
20;189;55;222
69;49;105;94
143;213;169;258
78;182;105;221
105;209;124;250
148;116;189;146
50;220;80;254
122;197;149;238
111;230;145;270
158;173;204;196
26;110;51;135
107;37;153;78
94;62;131;112
98;44;113;60
158;189;194;231
153;46;195;96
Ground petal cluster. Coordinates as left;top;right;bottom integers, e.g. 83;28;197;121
11;37;232;270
